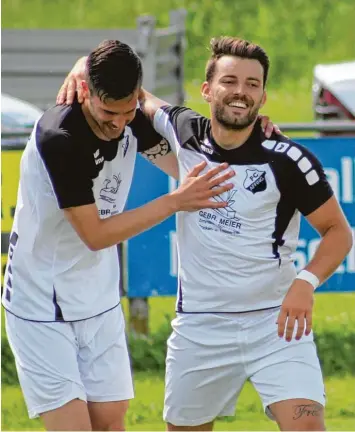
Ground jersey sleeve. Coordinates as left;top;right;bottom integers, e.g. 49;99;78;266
129;108;167;152
286;144;334;216
153;105;199;153
37;128;95;209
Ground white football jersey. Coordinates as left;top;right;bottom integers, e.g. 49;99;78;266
2;100;162;321
154;106;334;313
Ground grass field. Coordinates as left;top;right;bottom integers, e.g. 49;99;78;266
2;374;355;431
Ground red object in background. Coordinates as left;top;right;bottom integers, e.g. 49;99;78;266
313;61;355;136
318;88;355;121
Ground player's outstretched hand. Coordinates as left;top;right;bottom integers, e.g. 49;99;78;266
170;161;235;212
259;115;282;138
277;279;314;342
56;57;87;105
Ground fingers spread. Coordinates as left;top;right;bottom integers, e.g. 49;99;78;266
208;170;235;188
202;162;229;180
207;183;233;198
188;161;207;177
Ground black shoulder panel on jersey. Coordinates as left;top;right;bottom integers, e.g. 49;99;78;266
160;105;210;147
36;107;95;209
130;108;165;152
263;137;334;215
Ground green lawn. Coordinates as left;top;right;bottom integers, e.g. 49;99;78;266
2;374;355;431
121;292;355;334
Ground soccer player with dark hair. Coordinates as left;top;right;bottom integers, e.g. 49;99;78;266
2;39;238;431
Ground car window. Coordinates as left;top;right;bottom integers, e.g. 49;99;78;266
1;112;37;129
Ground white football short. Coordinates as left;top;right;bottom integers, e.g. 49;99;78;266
164;307;325;426
5;304;134;419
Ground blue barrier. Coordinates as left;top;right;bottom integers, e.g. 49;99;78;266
126;137;355;297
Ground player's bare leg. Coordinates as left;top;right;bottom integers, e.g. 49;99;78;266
88;400;129;431
269;398;325;431
40;399;91;431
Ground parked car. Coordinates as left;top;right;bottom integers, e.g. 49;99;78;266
1;92;44;147
312;60;355;135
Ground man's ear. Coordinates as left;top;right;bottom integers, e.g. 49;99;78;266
201;81;212;103
81;80;90;97
260;90;267;109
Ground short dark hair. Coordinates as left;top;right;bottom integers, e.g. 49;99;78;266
86;39;143;101
205;37;270;87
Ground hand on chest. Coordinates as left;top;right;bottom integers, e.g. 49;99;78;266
181;160;280;220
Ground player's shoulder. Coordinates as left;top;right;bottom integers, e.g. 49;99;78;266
260;132;327;189
128;107;151;131
158;105;210;142
261;132;322;168
36;105;79;157
37;98;92;149
160;105;208;122
38;100;86;139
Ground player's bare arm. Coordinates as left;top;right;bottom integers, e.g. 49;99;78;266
140;138;179;179
64;161;234;250
277;195;353;342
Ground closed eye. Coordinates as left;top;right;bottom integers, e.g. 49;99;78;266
103;109;116;115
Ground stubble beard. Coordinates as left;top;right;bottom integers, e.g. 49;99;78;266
214;101;261;131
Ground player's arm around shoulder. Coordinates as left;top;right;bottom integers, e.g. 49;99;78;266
140;140;179;179
137;89;179;179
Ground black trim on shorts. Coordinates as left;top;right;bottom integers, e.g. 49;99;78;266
2;302;121;323
175;305;282;314
53;287;64;321
177;279;183;312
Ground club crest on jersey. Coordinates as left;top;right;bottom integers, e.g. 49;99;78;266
100;173;122;203
243;169;267;194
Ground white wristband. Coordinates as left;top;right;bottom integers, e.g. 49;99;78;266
295;269;320;291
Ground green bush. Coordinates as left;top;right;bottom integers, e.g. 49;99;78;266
2;316;353;386
315;330;355;376
3;0;355;86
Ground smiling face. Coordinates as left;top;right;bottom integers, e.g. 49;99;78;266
82;81;139;140
202;55;267;130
